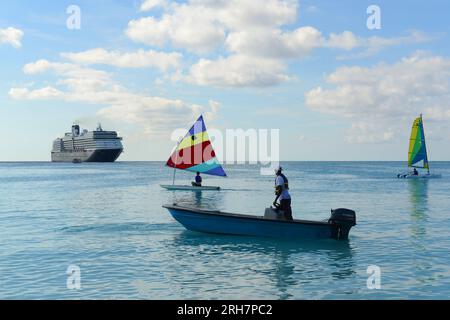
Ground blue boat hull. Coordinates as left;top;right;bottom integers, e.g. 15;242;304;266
164;205;355;240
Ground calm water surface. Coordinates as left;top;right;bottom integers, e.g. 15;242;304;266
1;161;449;299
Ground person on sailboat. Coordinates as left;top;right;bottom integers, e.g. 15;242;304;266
192;172;202;187
273;167;293;220
413;168;419;176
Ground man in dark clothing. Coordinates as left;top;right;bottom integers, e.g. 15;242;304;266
192;172;202;187
273;167;293;220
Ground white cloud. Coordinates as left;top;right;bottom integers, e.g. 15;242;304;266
127;0;298;53
0;27;24;48
226;29;429;59
9;86;63;100
185;54;290;87
126;13;226;53
191;28;430;86
61;48;182;71
366;31;431;52
140;0;167;12
305;53;450;143
23;59;111;83
226;26;324;59
326;31;359;50
11;59;219;138
23;59;52;74
126;1;434;88
130;1;430;58
336;31;433;59
177;27;432;87
423;106;450;121
345;122;394;144
213;0;298;30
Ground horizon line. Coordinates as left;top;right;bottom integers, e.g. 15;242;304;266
1;160;450;163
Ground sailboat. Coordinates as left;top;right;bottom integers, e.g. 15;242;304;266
160;115;227;191
397;114;440;179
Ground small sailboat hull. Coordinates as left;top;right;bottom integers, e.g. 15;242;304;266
163;205;356;240
161;185;221;191
397;173;441;179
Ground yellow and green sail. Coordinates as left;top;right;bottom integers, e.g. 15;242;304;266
408;115;429;169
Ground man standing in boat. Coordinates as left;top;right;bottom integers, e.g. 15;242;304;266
273;167;293;220
192;172;202;187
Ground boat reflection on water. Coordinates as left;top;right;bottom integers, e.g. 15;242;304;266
168;188;227;211
408;179;429;240
406;175;432;287
169;231;355;299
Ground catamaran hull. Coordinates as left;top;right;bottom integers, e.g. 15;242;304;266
161;185;220;191
163;205;356;240
397;173;441;179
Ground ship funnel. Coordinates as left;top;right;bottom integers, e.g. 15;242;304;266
72;125;80;136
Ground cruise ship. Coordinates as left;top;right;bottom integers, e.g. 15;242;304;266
51;124;123;162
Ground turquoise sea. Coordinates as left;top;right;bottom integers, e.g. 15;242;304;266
1;161;450;299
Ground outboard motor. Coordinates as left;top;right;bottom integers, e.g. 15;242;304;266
329;208;356;240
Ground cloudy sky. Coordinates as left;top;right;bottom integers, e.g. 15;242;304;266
1;0;449;161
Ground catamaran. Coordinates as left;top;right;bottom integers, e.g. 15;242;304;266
398;115;440;179
160;115;227;191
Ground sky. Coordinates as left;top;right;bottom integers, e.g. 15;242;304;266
1;0;450;161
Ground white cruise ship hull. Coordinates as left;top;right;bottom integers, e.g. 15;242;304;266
51;148;122;163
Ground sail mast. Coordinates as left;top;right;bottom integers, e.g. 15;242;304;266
172;138;181;185
420;114;430;174
172;157;177;185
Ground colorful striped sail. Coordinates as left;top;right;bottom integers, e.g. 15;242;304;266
166;116;227;177
408;115;429;169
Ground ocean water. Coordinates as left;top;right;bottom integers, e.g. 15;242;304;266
1;161;450;300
